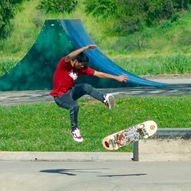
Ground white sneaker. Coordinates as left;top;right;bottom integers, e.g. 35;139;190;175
71;128;83;143
104;94;115;109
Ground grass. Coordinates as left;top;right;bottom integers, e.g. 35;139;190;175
112;54;191;75
0;95;191;152
0;57;19;76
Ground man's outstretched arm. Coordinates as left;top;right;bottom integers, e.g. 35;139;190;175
65;45;96;62
94;71;128;83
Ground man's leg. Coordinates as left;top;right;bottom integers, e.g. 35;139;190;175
72;84;104;101
72;83;115;109
54;91;83;142
54;91;79;130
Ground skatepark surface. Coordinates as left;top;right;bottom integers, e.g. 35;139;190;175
0;19;190;191
0;160;191;191
0;77;190;191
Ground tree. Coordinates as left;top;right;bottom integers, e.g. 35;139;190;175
39;0;78;13
0;0;15;38
84;0;191;34
0;0;26;39
115;0;148;33
84;0;117;18
172;0;191;10
146;0;175;25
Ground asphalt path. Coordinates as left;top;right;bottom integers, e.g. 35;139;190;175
0;77;190;106
0;160;191;191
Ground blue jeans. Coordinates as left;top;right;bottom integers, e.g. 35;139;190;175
54;83;105;130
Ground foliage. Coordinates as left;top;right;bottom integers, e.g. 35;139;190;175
0;57;17;76
146;0;176;25
0;0;27;39
84;0;117;18
84;0;191;34
38;0;78;13
173;0;191;9
0;0;15;39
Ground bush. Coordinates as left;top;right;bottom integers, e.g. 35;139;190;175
39;0;78;13
84;0;117;18
173;0;191;9
146;0;175;25
84;0;191;34
0;0;15;39
0;0;27;39
115;0;146;33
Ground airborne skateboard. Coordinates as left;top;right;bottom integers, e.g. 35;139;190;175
102;120;158;150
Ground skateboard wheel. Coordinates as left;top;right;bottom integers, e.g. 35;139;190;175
104;141;110;148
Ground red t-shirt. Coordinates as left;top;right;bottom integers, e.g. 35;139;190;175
50;57;95;96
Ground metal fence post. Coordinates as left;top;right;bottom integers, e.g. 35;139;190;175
132;141;139;161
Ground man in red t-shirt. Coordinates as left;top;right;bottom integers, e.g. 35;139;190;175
50;45;128;142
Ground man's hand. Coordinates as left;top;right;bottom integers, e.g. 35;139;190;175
66;45;97;62
94;71;128;83
116;75;128;82
85;45;97;50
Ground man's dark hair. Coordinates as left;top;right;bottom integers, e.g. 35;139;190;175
75;53;89;63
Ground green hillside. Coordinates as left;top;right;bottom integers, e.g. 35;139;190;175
1;0;191;76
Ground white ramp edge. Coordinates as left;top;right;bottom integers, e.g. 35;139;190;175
0;152;133;161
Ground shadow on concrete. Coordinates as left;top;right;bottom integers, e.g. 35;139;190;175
98;173;147;177
40;168;108;176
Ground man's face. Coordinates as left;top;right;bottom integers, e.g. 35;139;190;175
73;60;86;69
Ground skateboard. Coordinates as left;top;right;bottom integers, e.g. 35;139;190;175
102;120;158;150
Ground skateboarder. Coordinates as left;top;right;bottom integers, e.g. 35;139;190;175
50;45;128;142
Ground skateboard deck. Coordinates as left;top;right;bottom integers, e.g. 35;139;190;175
102;120;158;150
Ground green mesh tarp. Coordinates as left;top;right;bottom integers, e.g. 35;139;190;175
0;20;74;91
0;19;166;91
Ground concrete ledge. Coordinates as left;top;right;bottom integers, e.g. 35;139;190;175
156;128;191;138
0;152;133;161
139;138;191;161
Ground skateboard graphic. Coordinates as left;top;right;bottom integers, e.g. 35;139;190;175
102;120;158;150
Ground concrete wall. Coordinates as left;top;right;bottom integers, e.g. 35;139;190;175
139;138;191;161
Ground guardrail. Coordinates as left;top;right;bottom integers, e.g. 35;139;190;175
132;128;191;161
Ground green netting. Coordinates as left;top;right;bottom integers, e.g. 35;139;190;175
0;20;74;91
0;19;165;91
